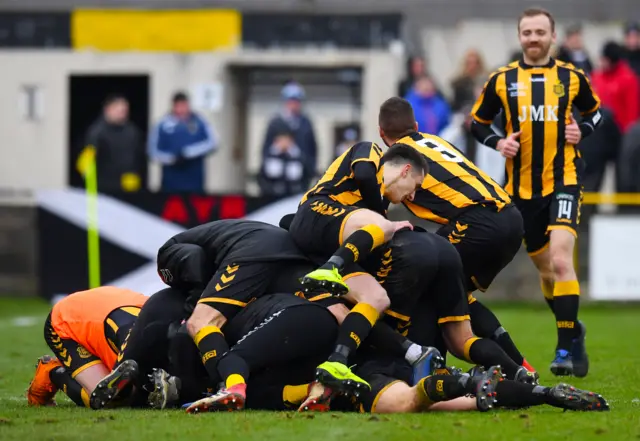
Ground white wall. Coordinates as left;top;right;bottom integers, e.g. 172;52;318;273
0;49;401;192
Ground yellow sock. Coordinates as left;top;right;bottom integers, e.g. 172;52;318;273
225;374;245;389
283;384;310;406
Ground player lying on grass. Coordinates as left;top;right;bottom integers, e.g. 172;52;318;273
27;287;147;407
297;364;609;414
148;294;608;414
90;220;439;411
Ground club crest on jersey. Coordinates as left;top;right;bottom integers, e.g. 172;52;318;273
553;80;565;97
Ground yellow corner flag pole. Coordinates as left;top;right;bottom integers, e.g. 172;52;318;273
85;154;101;288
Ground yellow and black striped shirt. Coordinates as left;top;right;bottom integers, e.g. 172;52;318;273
471;58;601;199
400;132;511;224
301;141;384;207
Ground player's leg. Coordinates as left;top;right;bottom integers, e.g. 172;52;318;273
298;204;399;294
30;313;104;407
186;304;338;412
543;187;586;377
49;363;110;408
91;287;187;409
188;262;298;409
436;208;533;373
516;196;557;313
428;238;529;382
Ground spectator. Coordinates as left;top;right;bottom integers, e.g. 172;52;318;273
591;42;640;134
404;75;451;136
398;56;427;97
334;127;359;158
617;120;640;193
76;94;144;193
148;92;217;193
579;107;621;193
262;82;317;189
623;22;640;77
451;49;487;112
258;123;306;197
555;23;593;75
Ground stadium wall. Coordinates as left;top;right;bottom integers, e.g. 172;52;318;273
0;49;401;193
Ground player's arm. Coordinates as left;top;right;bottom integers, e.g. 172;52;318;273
469;74;504;149
572;70;603;140
351;142;386;215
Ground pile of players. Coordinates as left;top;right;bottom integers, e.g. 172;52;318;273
27;8;609;414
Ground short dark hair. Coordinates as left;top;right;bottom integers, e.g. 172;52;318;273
518;8;555;32
103;94;127;108
172;91;189;104
378;97;416;141
382;143;429;176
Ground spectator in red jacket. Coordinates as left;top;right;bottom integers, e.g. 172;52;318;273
591;41;640;133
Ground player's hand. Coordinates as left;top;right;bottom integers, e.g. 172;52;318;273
393;221;414;233
496;131;521;158
565;114;582;145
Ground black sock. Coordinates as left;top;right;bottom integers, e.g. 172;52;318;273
417;375;470;403
367;321;412;359
553;281;580;351
193;325;229;381
466;338;521;379
320;225;385;271
545;298;555;313
541;280;555;313
216;353;250;389
494;381;549;408
492;327;525;366
328;303;379;365
468;300;525;366
49;366;89;407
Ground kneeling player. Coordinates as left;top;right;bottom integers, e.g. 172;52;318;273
27;287;147;407
288;142;428;393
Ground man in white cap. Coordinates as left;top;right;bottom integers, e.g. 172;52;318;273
262;82;318;190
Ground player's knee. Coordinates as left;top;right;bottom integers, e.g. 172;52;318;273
378;219;396;242
367;286;390;313
550;251;574;280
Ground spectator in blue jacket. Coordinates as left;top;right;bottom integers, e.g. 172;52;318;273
404;75;451;136
148;92;217;192
262;82;317;189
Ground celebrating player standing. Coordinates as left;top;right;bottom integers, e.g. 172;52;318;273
470;8;602;377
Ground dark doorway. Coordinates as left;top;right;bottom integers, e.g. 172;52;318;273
67;74;149;189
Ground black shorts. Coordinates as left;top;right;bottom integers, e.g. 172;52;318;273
351;230;469;330
436;204;524;292
514;186;583;255
44;313;102;378
352;351;411;413
197;260;313;320
289;197;362;258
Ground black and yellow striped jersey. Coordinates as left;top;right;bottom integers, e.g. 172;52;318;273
399;132;511;224
301;141;384;207
471;58;601;199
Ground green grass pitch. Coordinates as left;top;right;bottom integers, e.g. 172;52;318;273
1;297;639;441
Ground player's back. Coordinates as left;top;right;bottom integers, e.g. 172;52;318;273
166;219;307;265
51;287;147;367
398;131;511;224
301;141;383;207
